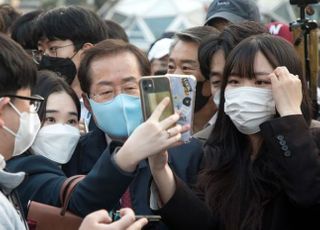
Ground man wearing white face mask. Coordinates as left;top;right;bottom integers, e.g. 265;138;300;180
0;33;42;230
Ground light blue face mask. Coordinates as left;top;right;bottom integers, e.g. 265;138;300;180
89;94;143;138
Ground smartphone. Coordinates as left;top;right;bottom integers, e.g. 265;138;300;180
110;211;161;222
139;76;174;121
135;215;161;222
166;74;196;143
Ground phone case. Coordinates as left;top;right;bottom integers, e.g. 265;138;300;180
139;76;174;121
167;74;197;143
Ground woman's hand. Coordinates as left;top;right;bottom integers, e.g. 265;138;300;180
79;208;148;230
115;97;188;172
270;66;302;117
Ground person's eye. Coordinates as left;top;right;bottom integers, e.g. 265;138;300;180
67;119;78;126
45;117;56;124
211;80;221;88
167;63;175;72
99;90;113;96
49;47;58;52
255;80;271;86
227;79;239;85
182;65;193;71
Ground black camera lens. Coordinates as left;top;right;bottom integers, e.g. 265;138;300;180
141;79;154;91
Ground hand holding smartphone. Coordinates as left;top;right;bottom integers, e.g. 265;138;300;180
139;74;196;143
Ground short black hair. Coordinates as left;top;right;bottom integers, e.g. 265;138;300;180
36;6;108;49
104;19;128;42
198;21;267;79
32;70;81;123
78;39;150;95
11;10;43;50
0;34;37;95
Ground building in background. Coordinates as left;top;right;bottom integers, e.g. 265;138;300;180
99;0;210;50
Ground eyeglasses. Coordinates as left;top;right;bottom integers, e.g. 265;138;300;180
31;44;74;63
1;95;44;112
90;84;140;103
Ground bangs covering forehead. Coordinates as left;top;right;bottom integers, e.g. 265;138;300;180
224;34;284;82
226;39;258;80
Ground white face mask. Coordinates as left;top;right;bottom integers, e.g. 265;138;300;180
3;102;41;157
31;124;80;164
224;87;276;135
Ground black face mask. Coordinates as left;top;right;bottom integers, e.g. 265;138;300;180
38;56;77;85
194;81;211;112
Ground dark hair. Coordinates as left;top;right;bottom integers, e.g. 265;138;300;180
11;10;43;50
36;6;108;50
199;21;267;79
104;19;128;42
198;34;312;230
0;4;20;33
0;33;37;95
78;39;150;94
32;70;80;123
172;26;219;48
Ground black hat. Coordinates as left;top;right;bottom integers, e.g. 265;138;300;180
205;0;261;25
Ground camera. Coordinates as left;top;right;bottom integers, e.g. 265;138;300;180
141;79;154;91
290;0;318;5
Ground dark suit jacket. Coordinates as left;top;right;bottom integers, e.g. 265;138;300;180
154;115;320;230
64;128;203;215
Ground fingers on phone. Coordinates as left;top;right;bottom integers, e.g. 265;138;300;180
149;97;170;121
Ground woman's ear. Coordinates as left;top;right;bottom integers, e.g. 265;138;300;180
82;43;94;51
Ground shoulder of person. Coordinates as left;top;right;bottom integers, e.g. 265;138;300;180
6;152;63;176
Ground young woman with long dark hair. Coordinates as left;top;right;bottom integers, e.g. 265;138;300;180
147;34;320;230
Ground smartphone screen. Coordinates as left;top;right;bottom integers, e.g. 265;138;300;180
140;76;174;121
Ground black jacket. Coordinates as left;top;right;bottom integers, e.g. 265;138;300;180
64;128;203;215
154;115;320;230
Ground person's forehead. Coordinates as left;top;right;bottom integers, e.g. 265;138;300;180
46;91;77;112
89;52;141;84
170;40;199;61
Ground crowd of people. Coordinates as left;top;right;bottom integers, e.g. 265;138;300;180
0;0;320;229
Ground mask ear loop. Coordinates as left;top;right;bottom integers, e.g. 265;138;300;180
2;102;22;137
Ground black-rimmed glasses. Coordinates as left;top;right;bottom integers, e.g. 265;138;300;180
1;95;44;112
31;44;75;64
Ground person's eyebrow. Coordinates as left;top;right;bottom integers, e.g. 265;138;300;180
68;111;78;117
45;110;58;114
254;71;272;76
46;110;78;117
121;76;138;83
96;80;113;86
180;60;198;65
